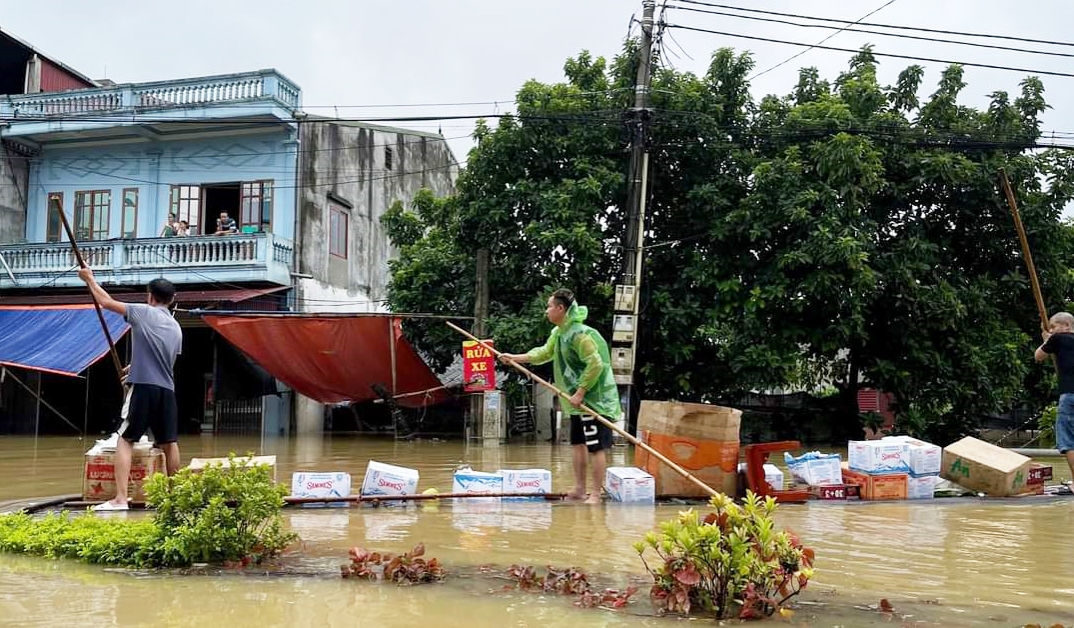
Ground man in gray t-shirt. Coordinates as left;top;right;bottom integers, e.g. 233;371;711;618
78;268;183;512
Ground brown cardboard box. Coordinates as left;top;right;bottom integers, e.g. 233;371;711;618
83;447;165;503
1027;462;1053;485
187;455;277;481
840;465;907;500
940;436;1032;496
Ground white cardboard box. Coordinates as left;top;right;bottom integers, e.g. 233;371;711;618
882;436;942;475
737;462;784;491
784;452;843;486
361;461;419;497
497;468;552;500
452;468;504;500
605;466;656;503
291;472;351;499
907;473;938;499
848;440;912;474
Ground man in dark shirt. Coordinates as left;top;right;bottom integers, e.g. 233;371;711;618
1035;311;1074;479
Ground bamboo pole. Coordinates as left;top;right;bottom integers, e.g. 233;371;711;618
54;198;125;393
999;169;1049;331
445;321;720;497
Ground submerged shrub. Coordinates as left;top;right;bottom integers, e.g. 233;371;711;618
634;491;815;620
0;453;296;568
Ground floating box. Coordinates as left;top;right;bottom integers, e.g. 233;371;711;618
841;465;907;500
848;440;911;474
187;455;277;481
737;462;784;491
1028;463;1053;485
82;447;164;504
810;484;856;500
497;468;552;501
940;437;1033;497
452;468;504;501
906;474;938;500
784;452;843;486
605;467;656;503
882;435;942;475
291;472;351;507
361;461;419;497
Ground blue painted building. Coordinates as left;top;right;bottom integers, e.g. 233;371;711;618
0;34;459;438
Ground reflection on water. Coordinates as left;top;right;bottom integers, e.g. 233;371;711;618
1;435;1073;626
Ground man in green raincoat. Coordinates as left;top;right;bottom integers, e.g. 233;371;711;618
501;289;622;503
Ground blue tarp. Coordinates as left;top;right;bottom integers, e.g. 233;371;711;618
0;306;130;376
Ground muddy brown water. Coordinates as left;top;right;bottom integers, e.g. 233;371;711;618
1;435;1072;627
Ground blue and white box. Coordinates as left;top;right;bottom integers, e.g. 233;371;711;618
605;467;656;503
361;461;419;497
291;472;351;507
497;468;552;501
882;435;942;475
848;440;912;474
784;451;843;486
907;473;938;499
452;467;504;501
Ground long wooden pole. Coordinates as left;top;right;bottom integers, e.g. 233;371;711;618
999;169;1049;331
446;321;720;497
53;198;125;391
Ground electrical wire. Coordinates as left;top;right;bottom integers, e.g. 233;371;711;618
665;23;1074;79
671;0;1074;48
668;2;1074;62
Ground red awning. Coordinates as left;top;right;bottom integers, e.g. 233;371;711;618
200;313;448;408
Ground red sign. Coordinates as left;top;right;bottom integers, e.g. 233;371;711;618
462;340;496;392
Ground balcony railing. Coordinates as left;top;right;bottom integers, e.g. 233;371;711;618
0;70;301;119
0;233;294;289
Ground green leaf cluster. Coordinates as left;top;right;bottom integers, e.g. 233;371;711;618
384;41;1074;440
0;454;296;568
634;492;814;620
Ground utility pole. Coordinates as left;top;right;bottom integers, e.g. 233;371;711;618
470;248;491;442
611;0;656;435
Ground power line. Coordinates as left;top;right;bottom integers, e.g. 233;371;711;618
671;0;1074;49
748;0;900;80
665;23;1074;79
0;111;625;126
668;2;1074;62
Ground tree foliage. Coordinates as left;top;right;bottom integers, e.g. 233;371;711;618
383;43;1074;441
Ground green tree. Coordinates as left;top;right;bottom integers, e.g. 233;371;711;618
384;43;1074;442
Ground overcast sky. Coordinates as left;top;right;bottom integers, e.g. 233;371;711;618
5;0;1074;164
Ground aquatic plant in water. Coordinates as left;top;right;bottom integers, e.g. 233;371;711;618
341;543;445;584
634;491;814;620
503;564;637;609
0;453;296;568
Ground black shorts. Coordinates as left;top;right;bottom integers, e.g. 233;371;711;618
569;415;613;453
121;384;179;445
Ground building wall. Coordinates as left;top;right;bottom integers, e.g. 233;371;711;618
295;121;457;310
24;130;298;243
0;144;29;245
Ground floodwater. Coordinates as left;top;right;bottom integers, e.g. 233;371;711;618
1;435;1073;627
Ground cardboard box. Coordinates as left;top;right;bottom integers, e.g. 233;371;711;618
737;462;784;490
882;436;942;475
605;467;656;503
452;468;504;500
809;484;854;500
848;440;911;474
361;461;420;497
907;474;938;500
784;452;843;486
497;469;552;501
187;455;277;481
290;472;351;506
940;436;1032;497
841;465;908;500
83;447;164;503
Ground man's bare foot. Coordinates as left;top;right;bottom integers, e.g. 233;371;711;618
566;490;587;501
584;494;602;504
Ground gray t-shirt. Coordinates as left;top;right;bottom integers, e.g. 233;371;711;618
126;303;183;390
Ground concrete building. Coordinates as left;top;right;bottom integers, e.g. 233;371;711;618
0;30;458;438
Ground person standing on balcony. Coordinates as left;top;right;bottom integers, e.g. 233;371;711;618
160;213;178;237
214;211;237;236
78;268;184;512
176;221;190;237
